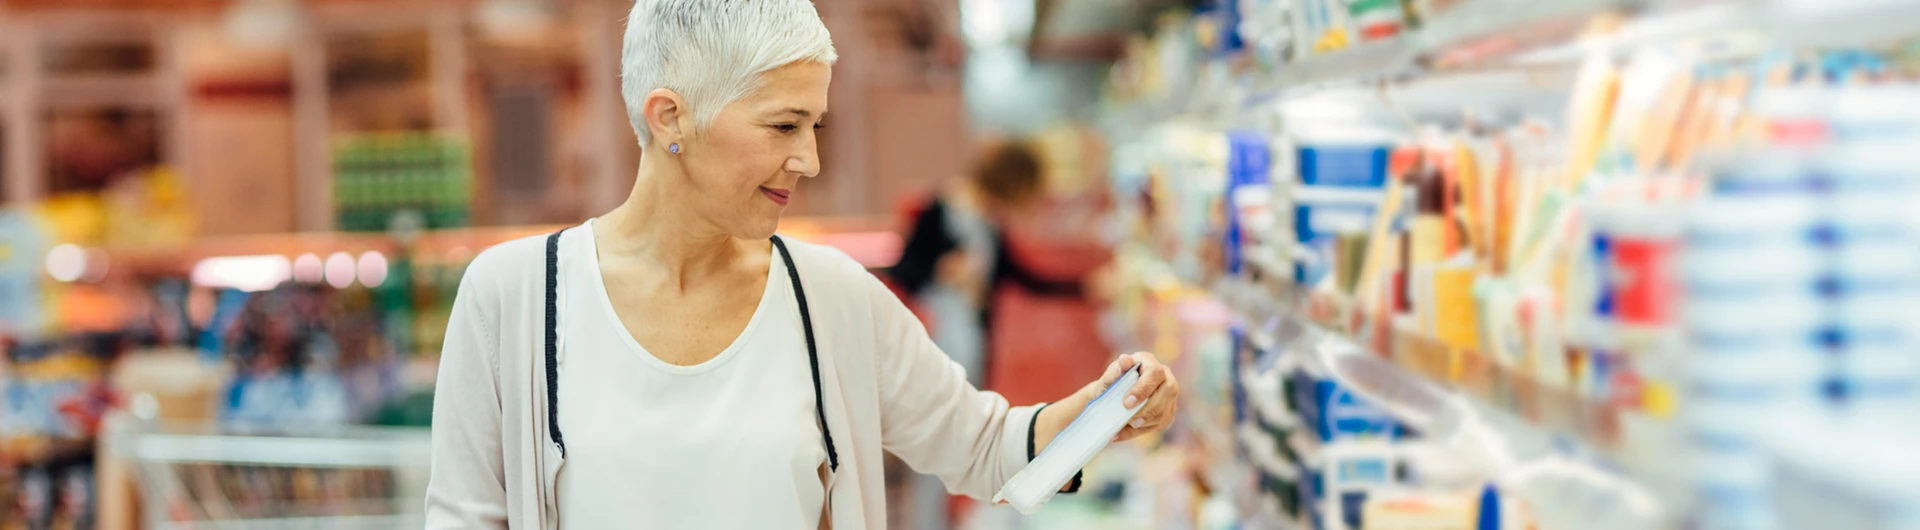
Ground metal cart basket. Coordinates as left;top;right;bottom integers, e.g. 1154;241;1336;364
101;396;430;530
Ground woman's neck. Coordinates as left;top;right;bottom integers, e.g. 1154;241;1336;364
596;154;747;291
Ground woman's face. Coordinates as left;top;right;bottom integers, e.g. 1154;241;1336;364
678;61;832;240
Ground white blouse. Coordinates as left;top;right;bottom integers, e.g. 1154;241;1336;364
554;219;827;528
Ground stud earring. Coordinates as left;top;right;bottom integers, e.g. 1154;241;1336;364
668;143;681;154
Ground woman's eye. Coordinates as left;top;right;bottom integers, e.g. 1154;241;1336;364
813;123;826;130
774;124;799;133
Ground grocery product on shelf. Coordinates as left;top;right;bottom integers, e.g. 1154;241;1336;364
0;212;48;338
1;337;115;455
332;132;474;232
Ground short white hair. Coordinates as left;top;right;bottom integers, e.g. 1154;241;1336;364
620;0;838;145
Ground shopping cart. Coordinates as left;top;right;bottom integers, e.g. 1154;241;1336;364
100;394;431;530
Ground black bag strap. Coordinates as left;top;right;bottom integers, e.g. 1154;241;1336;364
545;228;569;457
772;235;839;472
543;230;838;472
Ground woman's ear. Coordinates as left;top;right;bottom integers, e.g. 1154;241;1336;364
644;88;687;149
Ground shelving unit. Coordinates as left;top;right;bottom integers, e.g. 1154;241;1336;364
1122;0;1920;528
1209;271;1680;526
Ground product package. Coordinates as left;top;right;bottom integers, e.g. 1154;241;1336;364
993;366;1147;514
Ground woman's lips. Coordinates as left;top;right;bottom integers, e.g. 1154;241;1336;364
760;186;791;206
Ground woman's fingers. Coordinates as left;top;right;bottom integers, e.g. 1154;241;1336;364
1096;355;1130;387
1114;359;1179;442
1123;352;1163;408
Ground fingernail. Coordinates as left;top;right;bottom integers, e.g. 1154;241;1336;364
1129;418;1144;428
1124;395;1139;408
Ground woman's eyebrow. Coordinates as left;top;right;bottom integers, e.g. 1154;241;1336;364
774;109;824;119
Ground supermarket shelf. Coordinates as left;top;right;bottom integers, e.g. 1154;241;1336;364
1764;418;1920;529
1508;0;1920;69
1248;0;1636;95
1211;273;1680;516
1252;38;1418;97
1246;0;1920;97
106;231;403;276
99;215;902;275
1416;0;1638;55
1769;0;1920;48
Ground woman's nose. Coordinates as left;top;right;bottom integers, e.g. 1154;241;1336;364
787;149;820;178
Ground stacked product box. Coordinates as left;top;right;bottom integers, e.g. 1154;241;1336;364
1682;84;1920;530
1231;328;1404;530
1289;141;1391;288
1819;86;1920;418
1288;355;1403;530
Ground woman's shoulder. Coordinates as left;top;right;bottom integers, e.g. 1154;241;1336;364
456;232;558;304
775;235;872;284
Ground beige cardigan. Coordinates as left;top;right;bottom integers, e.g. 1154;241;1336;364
423;230;1050;529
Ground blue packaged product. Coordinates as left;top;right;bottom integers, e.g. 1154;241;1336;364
1232;131;1274;179
1226;131;1274;275
1298;144;1390;188
1198;0;1246;55
1342;491;1369;530
1289;364;1401;442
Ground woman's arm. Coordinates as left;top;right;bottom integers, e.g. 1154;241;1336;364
423;275;510;529
867;271;1044;499
868;271;1179;498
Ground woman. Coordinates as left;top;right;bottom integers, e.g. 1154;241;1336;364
423;1;1178;529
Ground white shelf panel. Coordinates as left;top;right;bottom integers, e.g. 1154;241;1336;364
1254;38;1418;96
1415;0;1641;52
1250;0;1635;93
1248;0;1920;95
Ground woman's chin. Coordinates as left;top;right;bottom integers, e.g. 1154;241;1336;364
730;216;783;240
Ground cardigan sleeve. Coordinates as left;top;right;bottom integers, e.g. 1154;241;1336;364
423;272;511;529
865;269;1049;499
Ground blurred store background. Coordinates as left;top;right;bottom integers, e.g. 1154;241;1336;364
5;0;1920;528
